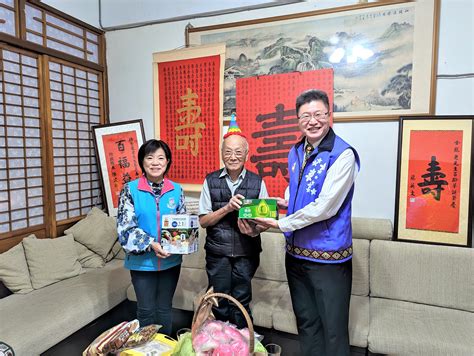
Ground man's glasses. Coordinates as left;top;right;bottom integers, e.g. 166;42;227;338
298;111;329;123
223;150;246;159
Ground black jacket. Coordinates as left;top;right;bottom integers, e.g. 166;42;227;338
205;169;262;257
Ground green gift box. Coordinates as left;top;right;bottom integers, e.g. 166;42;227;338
238;199;278;219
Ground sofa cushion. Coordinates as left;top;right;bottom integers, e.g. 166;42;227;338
369;297;474;355
272;287;369;347
348;295;369;348
0;240;33;294
0;259;131;355
174;267;208;311
250;278;288;329
127;266;209;312
254;230;286;282
74;240;105;268
106;240;126;262
271;287;297;334
370;240;474;312
352;217;392;240
126;284;135;301
65;207;117;259
352;238;369;297
23;235;83;289
184;277;287;329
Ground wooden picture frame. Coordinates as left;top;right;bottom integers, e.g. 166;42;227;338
93;120;146;216
187;0;439;122
394;116;473;247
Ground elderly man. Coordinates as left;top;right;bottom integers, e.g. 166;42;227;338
254;89;360;356
198;117;268;328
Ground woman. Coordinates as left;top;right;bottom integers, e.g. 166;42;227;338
117;139;186;335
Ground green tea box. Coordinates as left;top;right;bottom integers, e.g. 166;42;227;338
160;214;199;254
238;199;278;219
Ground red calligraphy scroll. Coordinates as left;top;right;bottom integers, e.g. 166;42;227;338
236;69;334;197
102;131;141;208
157;55;221;184
406;130;462;233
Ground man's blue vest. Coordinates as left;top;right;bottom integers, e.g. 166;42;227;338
285;128;360;264
124;176;183;271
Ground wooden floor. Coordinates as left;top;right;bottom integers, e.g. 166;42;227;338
42;300;368;356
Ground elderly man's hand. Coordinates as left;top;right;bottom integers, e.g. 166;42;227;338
225;194;244;212
238;218;258;237
276;197;288;210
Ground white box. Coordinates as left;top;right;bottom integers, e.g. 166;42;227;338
160;214;199;254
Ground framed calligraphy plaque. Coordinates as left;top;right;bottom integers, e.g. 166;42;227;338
236;69;334;198
153;43;225;192
187;0;439;122
93;120;145;216
394;116;473;247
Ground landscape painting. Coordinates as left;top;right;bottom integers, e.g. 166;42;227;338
188;0;438;121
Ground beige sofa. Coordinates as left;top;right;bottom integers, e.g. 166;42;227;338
127;217;474;355
368;239;474;355
0;259;130;356
0;208;132;356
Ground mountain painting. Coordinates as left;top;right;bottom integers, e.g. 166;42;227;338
190;2;434;118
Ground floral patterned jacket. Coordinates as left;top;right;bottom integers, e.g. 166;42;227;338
117;177;186;255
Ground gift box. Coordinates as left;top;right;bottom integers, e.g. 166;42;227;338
161;214;199;254
238;199;278;219
119;333;177;356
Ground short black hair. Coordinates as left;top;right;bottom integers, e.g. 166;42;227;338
295;89;330;116
137;139;172;176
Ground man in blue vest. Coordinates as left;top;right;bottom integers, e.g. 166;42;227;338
198;115;269;328
254;89;360;356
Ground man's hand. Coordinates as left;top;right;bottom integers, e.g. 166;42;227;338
199;194;245;228
225;194;245;212
150;241;170;258
252;217;280;230
276;197;288;210
238;219;258;237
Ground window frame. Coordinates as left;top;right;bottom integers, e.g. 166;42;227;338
0;0;107;252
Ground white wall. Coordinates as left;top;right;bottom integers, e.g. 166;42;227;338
44;0;474;221
435;0;474;115
41;0;100;28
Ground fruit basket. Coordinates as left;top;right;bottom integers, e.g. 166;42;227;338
172;288;267;356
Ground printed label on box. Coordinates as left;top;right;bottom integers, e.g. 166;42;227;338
161;214;199;254
238;199;278;219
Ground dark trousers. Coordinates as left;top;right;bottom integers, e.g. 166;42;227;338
286;253;352;356
130;265;181;335
206;253;260;328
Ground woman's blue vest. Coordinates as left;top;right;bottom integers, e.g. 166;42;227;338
124;176;183;271
286;129;360;264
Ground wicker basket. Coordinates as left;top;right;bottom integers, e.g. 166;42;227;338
191;288;265;356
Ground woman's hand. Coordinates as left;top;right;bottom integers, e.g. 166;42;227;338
150;241;170;258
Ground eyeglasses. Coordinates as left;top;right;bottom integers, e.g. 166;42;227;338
223;150;246;159
298;111;329;123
